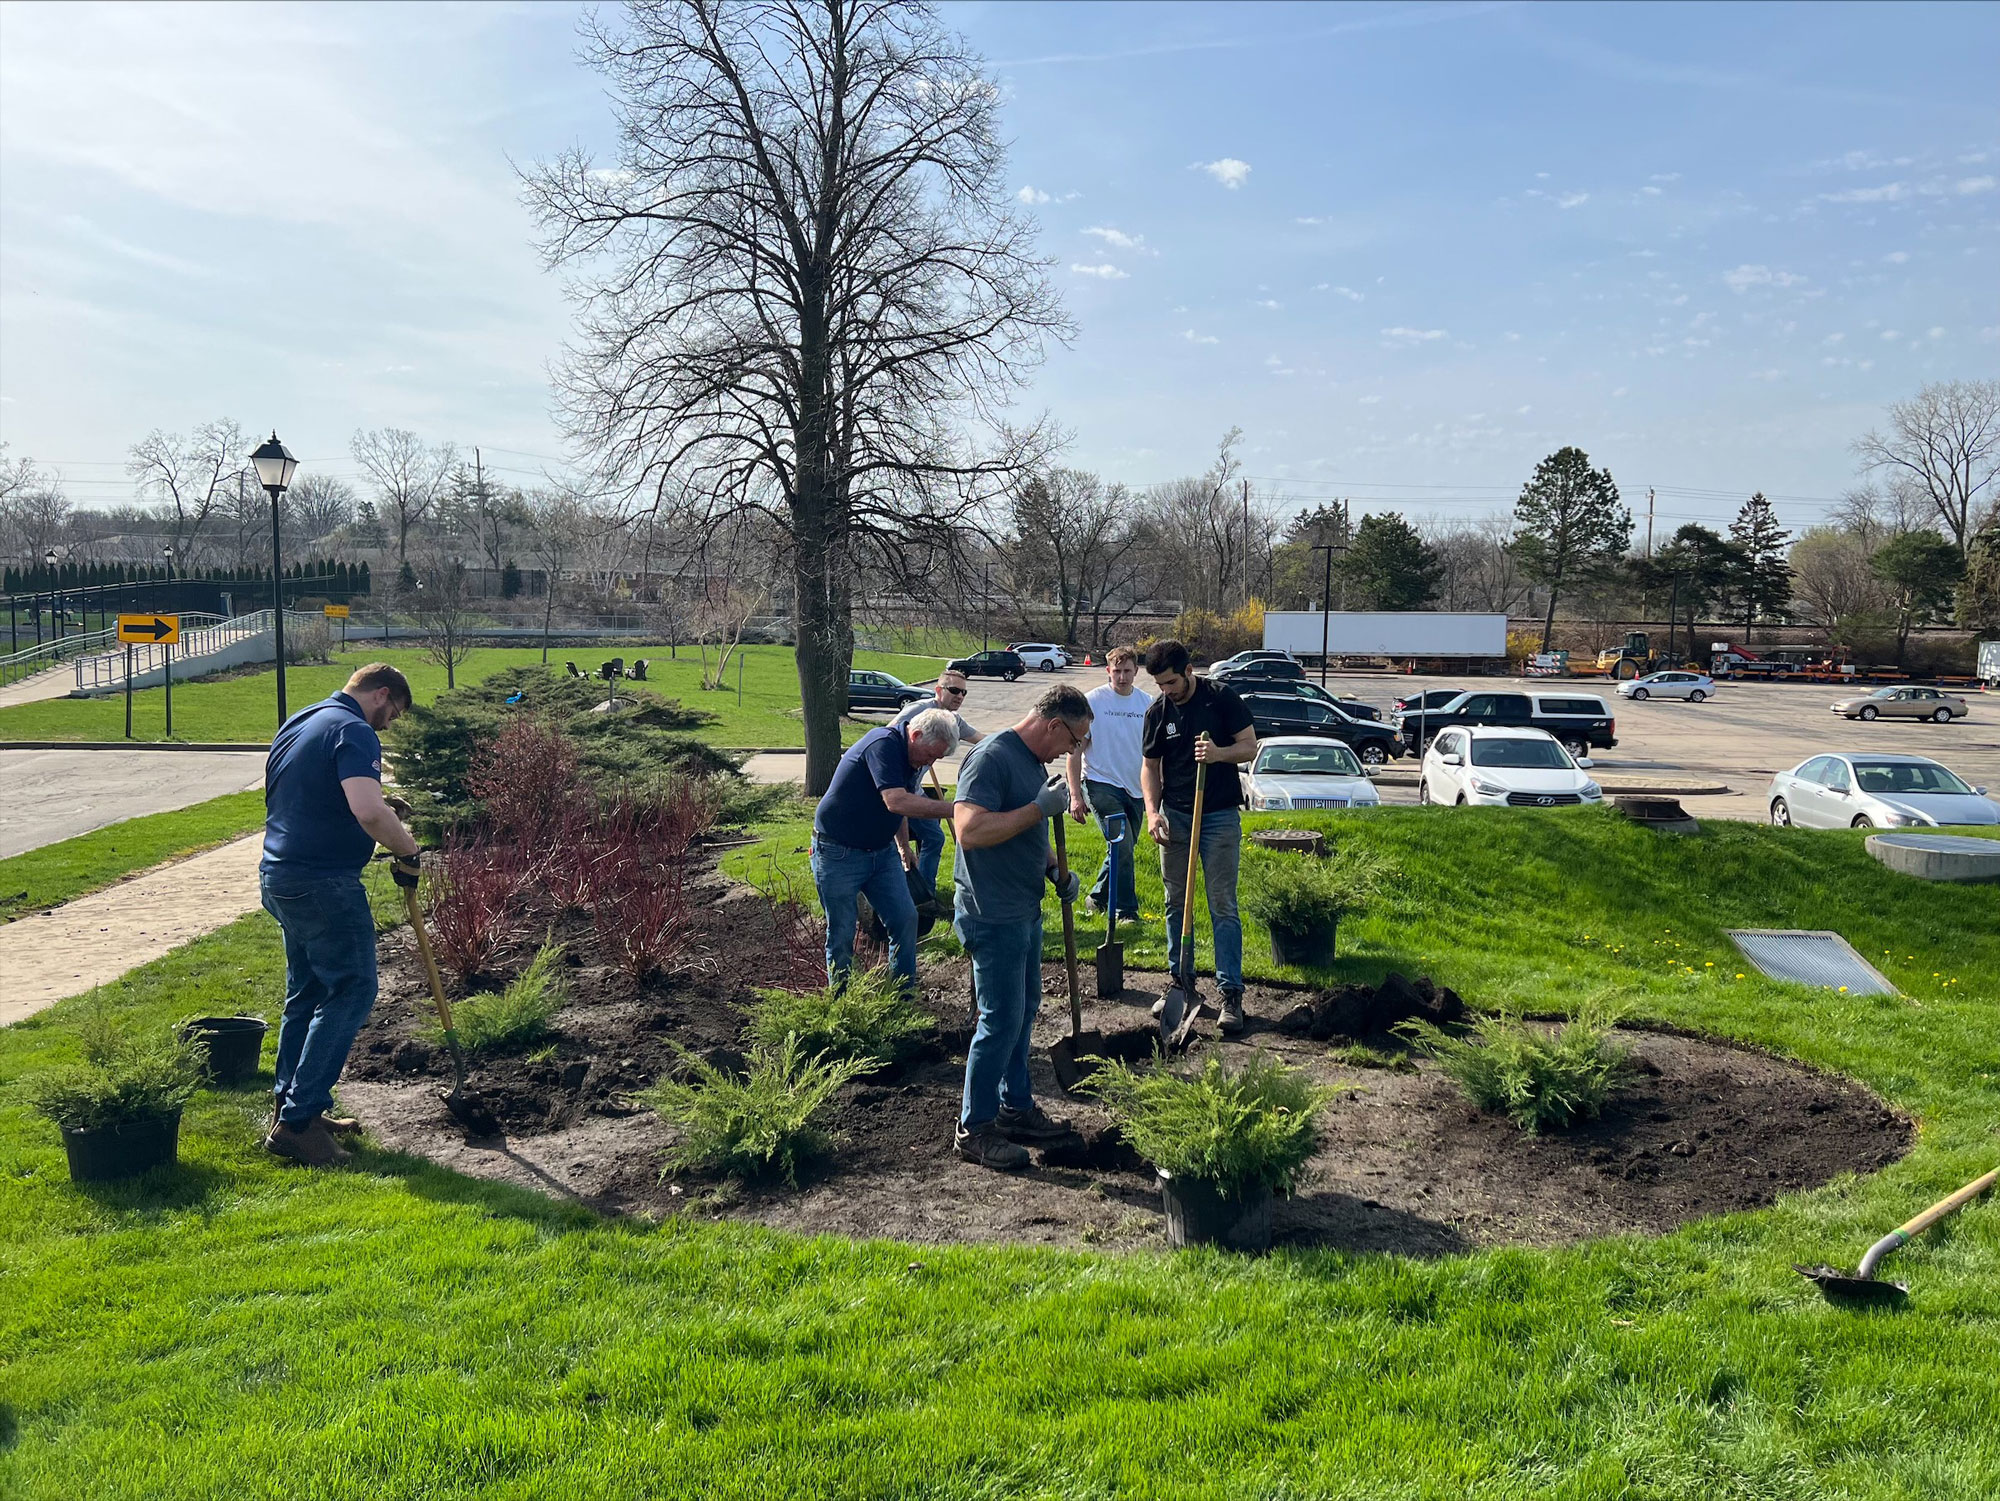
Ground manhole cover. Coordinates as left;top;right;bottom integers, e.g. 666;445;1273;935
1726;929;1897;995
1866;833;2000;884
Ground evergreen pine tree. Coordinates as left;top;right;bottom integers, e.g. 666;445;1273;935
1727;493;1793;637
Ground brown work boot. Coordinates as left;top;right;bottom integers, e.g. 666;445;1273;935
997;1102;1073;1142
319;1111;364;1139
954;1121;1030;1171
264;1116;351;1168
1218;989;1247;1036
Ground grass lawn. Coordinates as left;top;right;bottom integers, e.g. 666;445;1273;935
4;810;1998;1497
0;790;269;923
0;644;946;748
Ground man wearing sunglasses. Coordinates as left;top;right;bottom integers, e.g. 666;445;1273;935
889;668;984;895
950;684;1092;1170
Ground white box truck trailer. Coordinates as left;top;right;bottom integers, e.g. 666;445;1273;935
1263;611;1509;662
1979;639;2000;688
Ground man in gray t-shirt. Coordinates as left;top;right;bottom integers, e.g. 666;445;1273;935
890;668;984;894
950;684;1092;1170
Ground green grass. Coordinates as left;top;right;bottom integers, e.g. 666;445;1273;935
0;644;946;748
0;789;267;922
3;810;1998;1496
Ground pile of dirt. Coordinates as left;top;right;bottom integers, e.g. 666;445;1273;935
342;855;1912;1255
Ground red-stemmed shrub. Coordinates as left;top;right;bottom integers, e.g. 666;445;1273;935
590;847;690;981
469;719;582;842
425;839;526;982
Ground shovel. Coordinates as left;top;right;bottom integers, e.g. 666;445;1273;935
1094;812;1126;997
1049;802;1117;1095
404;885;502;1138
1795;1164;1997;1303
1159;759;1209;1050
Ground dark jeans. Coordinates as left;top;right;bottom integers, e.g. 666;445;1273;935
260;866;379;1127
1159;807;1244;993
810;835;919;990
956;913;1044;1128
1083;780;1144;918
910;816;946;894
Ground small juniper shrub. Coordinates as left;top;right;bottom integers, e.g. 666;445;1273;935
644;1033;874;1185
425;838;526;983
746;966;933;1063
1083;1051;1340;1199
433;942;568;1053
1397;1003;1633;1134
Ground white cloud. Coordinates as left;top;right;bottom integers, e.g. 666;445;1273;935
1196;157;1252;190
1295;215;1326;225
1979;326;2000;343
1358;394;1381;404
1649;172;1682;183
1516;405;1532;415
1612;387;1629;397
1082;225;1155;255
1820;182;1909;203
1504;331;1521;342
1254;298;1281;310
1380;326;1448;344
1884;250;1909;264
1958;175;1997;195
1881;329;1902;341
1750;368;1782;381
1556;191;1590;209
1929;327;1946;340
1070;263;1128;280
1642;186;1663;196
1724;264;1805;293
1015;185;1051;205
1823;332;1845;345
1182;328;1219;345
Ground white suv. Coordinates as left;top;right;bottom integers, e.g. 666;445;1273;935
1420;726;1603;809
1009;642;1070;672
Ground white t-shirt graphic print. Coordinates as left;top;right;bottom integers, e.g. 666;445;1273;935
1081;682;1153;797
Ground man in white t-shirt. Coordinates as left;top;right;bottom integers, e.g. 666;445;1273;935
1063;646;1153;918
889;668;984;894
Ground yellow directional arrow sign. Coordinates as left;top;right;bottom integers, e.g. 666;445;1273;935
117;614;180;645
323;604;351;619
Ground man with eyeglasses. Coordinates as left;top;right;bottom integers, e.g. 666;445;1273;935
889;668;984;894
950;684;1092;1170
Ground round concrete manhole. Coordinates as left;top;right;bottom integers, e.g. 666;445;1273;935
1865;832;2000;884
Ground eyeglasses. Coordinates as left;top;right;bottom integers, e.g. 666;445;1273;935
1057;719;1091;750
940;685;966;697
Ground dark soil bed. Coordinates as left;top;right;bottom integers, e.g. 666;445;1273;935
344;859;1912;1254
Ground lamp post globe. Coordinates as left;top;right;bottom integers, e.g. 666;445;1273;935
249;432;300;723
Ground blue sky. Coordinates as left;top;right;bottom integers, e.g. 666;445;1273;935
1;1;1994;533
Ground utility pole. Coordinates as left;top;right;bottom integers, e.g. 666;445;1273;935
1241;478;1252;607
1645;487;1655;559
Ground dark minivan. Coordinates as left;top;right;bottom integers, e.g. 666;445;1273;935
1394;690;1616;759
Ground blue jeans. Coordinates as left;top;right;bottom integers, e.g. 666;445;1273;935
1159;807;1244;994
957;913;1044;1128
810;836;919;991
260;867;379;1127
1084;780;1144;918
910;817;946;895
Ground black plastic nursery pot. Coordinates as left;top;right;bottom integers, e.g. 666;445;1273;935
1159;1169;1274;1252
179;1016;268;1085
1268;919;1336;971
60;1111;183;1183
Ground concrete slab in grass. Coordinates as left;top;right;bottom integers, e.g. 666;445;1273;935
1866;832;2000;884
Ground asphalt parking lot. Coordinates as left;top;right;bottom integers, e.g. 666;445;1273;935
859;664;2000;825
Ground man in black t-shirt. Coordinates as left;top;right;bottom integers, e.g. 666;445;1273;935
1141;638;1259;1033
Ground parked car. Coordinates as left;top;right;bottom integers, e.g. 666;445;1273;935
948;649;1027;681
1829;685;1969;723
1213;649;1298;671
1393;687;1465;715
1766;753;1998;829
1393;689;1617;761
1617;670;1715;703
1008;642;1071;672
847;669;928;712
1244;737;1381;812
1230;678;1383;719
1419;726;1604;809
1209;658;1307;687
1241;692;1403;764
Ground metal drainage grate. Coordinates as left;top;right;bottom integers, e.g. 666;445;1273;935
1726;929;1897;995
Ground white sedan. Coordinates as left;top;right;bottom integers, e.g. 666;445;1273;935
1245;737;1381;812
1617;670;1714;702
1419;726;1604;808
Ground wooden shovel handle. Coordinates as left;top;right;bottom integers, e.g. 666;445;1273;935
1180;758;1208;946
1054;813;1081;1036
405;885;456;1033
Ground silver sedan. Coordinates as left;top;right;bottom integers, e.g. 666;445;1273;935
1767;753;1999;829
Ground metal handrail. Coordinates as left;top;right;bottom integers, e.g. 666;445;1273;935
68;611;244;692
0;624;124;687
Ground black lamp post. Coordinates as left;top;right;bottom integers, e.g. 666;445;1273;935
250;433;299;723
45;548;61;643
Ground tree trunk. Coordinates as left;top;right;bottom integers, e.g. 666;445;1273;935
1540;574;1559;653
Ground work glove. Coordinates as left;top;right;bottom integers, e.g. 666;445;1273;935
1034;779;1070;818
1049;867;1082;905
384;793;414;820
390;851;423;890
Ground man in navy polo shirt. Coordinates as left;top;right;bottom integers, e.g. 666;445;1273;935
812;709;961;990
260;662;420;1167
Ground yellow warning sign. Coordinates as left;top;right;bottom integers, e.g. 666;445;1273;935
117;614;180;645
323;604;351;619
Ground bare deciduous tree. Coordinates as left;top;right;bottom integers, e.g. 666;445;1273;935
351;427;458;562
1788;525;1889;626
523;484;598;663
1008;469;1158;647
524;0;1069;791
289;474;358;543
0;449;71;564
126;419;248;566
408;543;478;689
1853;379;2000;557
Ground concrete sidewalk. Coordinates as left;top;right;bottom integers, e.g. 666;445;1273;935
0;832;266;1026
0;748;266;859
0;664;79;709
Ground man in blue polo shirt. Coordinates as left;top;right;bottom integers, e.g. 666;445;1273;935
260;662;420;1167
812;708;961;990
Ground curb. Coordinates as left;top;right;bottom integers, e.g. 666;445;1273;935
0;741;270;752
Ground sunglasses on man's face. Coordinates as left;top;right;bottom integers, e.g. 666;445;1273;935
941;685;967;697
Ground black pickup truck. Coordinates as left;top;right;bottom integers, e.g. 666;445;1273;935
1391;689;1617;759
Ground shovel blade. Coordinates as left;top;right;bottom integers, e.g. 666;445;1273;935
1793;1263;1908;1303
1094;941;1125;998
